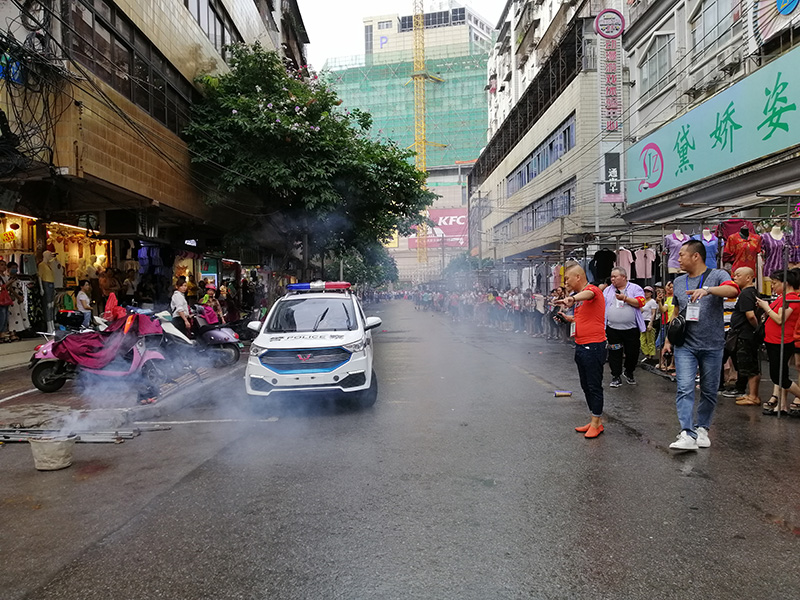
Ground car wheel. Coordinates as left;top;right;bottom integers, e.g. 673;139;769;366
357;370;378;408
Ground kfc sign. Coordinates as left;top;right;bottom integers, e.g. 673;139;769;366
408;208;468;249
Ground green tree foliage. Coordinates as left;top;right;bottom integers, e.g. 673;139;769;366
185;44;435;255
324;244;399;288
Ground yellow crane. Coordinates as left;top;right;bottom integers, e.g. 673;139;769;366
413;0;428;264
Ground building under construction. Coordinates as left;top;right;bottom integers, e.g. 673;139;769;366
325;1;495;285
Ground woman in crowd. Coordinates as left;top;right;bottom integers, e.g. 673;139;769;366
756;269;800;416
76;279;93;328
170;279;192;336
657;282;676;373
640;286;658;362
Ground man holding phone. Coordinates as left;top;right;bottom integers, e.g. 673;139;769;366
603;267;646;387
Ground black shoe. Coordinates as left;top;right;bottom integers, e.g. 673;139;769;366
622;373;636;385
610;377;622;388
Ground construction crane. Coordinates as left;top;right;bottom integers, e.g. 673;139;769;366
412;0;428;264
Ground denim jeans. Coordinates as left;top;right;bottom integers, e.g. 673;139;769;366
674;345;724;437
574;342;606;417
0;305;7;332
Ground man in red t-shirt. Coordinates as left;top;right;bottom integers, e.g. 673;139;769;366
558;263;607;438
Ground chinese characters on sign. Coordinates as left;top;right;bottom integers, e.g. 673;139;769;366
673;125;695;176
604;153;622;203
595;8;625;203
627;45;800;204
595;9;625;134
758;71;797;140
709;101;742;152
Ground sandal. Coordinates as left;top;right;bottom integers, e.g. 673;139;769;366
763;395;779;415
788;402;800;416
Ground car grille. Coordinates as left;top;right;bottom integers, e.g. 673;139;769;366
259;347;351;373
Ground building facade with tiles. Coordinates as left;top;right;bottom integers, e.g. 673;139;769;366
0;0;307;266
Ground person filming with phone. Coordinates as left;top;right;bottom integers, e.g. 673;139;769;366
603;267;646;387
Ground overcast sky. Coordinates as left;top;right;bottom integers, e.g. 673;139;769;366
297;0;504;70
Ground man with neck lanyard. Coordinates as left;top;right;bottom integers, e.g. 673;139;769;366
603;267;646;387
556;263;607;438
663;240;740;451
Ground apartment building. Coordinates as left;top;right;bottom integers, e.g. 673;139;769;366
0;0;306;273
470;0;629;284
327;1;494;285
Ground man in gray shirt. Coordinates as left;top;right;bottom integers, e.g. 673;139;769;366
663;240;740;451
603;267;646;387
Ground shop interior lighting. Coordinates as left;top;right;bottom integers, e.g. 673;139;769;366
0;210;38;221
47;221;100;234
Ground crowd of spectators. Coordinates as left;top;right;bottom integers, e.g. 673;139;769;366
404;238;800;448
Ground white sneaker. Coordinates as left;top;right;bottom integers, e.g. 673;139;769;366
669;431;698;451
696;427;711;448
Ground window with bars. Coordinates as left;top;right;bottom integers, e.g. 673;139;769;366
69;0;195;137
506;114;576;197
640;34;674;101
183;0;243;61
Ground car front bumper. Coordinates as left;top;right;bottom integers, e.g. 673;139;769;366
244;352;371;396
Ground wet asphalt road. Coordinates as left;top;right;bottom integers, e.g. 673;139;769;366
2;300;799;599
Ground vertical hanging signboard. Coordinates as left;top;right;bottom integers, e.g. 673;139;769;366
596;6;625;203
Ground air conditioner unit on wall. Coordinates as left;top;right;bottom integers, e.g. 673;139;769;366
717;50;741;74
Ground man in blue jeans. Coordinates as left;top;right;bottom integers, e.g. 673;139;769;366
663;240;739;451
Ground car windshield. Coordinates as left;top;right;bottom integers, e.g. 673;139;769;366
266;297;357;332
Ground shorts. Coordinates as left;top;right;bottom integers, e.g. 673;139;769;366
734;336;761;378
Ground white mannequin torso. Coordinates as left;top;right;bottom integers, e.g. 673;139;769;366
702;228;714;241
770;226;784;241
673;229;686;241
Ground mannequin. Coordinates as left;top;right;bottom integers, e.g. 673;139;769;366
724;225;761;273
665;229;687;273
37;251;56;332
761;224;787;277
692;228;719;269
86;255;98;279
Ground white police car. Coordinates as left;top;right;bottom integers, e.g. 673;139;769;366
245;281;381;406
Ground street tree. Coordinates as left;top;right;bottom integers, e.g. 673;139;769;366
184;44;435;263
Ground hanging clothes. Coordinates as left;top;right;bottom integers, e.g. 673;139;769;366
789;219;800;263
761;231;787;275
691;234;720;269
634;247;656;280
716;218;757;240
616;247;634;276
664;233;689;270
590;248;616;281
724;232;761;272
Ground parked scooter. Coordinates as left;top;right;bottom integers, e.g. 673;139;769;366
153;307;241;368
29;314;167;401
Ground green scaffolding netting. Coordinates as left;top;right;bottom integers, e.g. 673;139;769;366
325;50;489;167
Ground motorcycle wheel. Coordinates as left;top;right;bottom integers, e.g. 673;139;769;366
142;360;167;389
32;361;67;393
213;343;240;368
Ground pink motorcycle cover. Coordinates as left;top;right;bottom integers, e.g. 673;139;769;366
52;314;163;370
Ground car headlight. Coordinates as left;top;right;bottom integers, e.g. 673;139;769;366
343;337;367;353
250;344;267;357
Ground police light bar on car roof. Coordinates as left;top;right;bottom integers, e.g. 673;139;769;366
286;281;352;291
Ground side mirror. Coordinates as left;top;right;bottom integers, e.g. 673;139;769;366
364;316;382;331
247;320;262;333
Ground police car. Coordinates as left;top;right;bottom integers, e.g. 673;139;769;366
245;281;381;406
